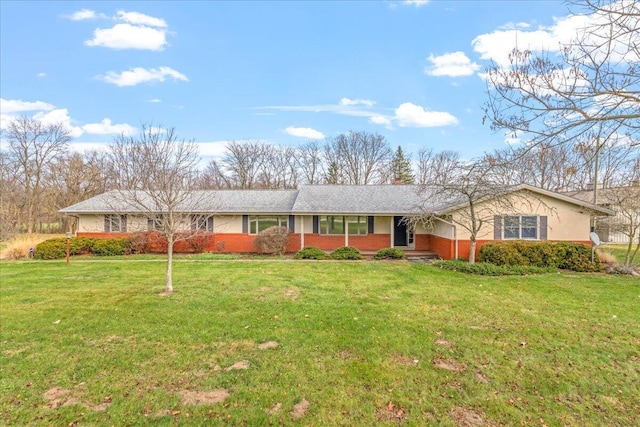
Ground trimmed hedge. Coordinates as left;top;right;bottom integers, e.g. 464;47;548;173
435;260;556;276
374;248;406;260
293;246;330;260
92;238;131;256
479;241;601;272
34;237;95;260
330;246;362;260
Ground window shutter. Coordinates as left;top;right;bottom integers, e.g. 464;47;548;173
121;215;127;232
147;218;154;230
367;216;374;234
539;216;547;240
313;215;319;233
191;215;197;230
288;215;295;233
104;216;110;232
493;216;502;240
242;215;248;233
208;216;214;232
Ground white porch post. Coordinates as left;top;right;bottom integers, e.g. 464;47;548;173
300;216;305;248
390;216;395;248
344;217;349;246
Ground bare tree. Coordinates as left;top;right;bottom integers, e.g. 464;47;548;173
221;140;268;189
4;116;71;233
200;159;232;189
483;0;639;151
324;131;391;184
108;125;203;293
416;152;538;263
296;140;325;185
259;145;299;189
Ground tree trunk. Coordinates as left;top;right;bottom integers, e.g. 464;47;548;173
165;235;174;293
469;239;476;264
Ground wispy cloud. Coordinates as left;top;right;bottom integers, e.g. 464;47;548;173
285;126;325;139
1;98;55;113
36;72;47;78
404;0;429;7
146;98;162;103
116;10;167;28
98;66;188;87
63;9;107;21
339;97;375;107
425;51;480;77
394;102;458;127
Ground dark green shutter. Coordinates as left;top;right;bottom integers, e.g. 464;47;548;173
288;215;295;232
104;216;110;232
539;216;547;240
242;215;248;233
313;215;319;233
367;216;374;234
208;216;214;232
493;216;502;240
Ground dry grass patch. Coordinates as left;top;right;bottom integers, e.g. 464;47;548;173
257;340;279;350
292;398;309;419
433;358;467;373
225;360;249;371
376;401;408;423
178;389;229;405
449;406;487;426
1;233;63;260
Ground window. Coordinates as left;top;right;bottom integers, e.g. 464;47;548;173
249;215;288;234
192;215;214;232
319;216;368;235
147;215;165;231
503;215;538;239
104;215;126;232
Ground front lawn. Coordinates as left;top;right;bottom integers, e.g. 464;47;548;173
1;259;638;426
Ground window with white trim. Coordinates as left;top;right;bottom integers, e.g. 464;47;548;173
104;214;127;232
319;215;367;235
503;215;538;239
249;215;288;234
192;215;214;232
147;215;165;231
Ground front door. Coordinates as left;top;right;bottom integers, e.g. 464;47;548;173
394;216;407;246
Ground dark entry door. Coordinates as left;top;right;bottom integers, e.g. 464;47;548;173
394;216;407;246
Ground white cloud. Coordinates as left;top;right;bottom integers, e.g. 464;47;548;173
98;66;188;87
258;99;458;130
339;98;375;107
65;9;100;21
33;108;84;137
82;118;136;135
425;51;480;77
404;0;429;7
146;98;162;103
285;126;325;139
473;2;640;68
116;11;167;28
369;115;394;130
0;98;55;113
69;142;110;153
37;72;47;78
394;102;459;128
195;141;229;158
85;23;167;50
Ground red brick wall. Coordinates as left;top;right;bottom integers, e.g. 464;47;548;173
303;234;391;251
428;235;455;260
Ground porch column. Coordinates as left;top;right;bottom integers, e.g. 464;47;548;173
344;217;349;247
300;216;305;248
390;217;395;248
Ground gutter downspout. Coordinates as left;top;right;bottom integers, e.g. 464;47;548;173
434;217;457;260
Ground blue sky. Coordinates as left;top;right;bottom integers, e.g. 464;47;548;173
1;0;576;160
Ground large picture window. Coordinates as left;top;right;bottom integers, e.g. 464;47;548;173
503;215;538;239
249;215;288;234
319;216;367;235
104;214;127;232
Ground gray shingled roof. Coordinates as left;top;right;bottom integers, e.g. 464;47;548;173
292;185;426;214
59;184;614;216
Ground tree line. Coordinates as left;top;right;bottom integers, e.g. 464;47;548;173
1;116;638;239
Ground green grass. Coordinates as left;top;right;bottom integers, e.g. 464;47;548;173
600;243;639;266
1;259;638;426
